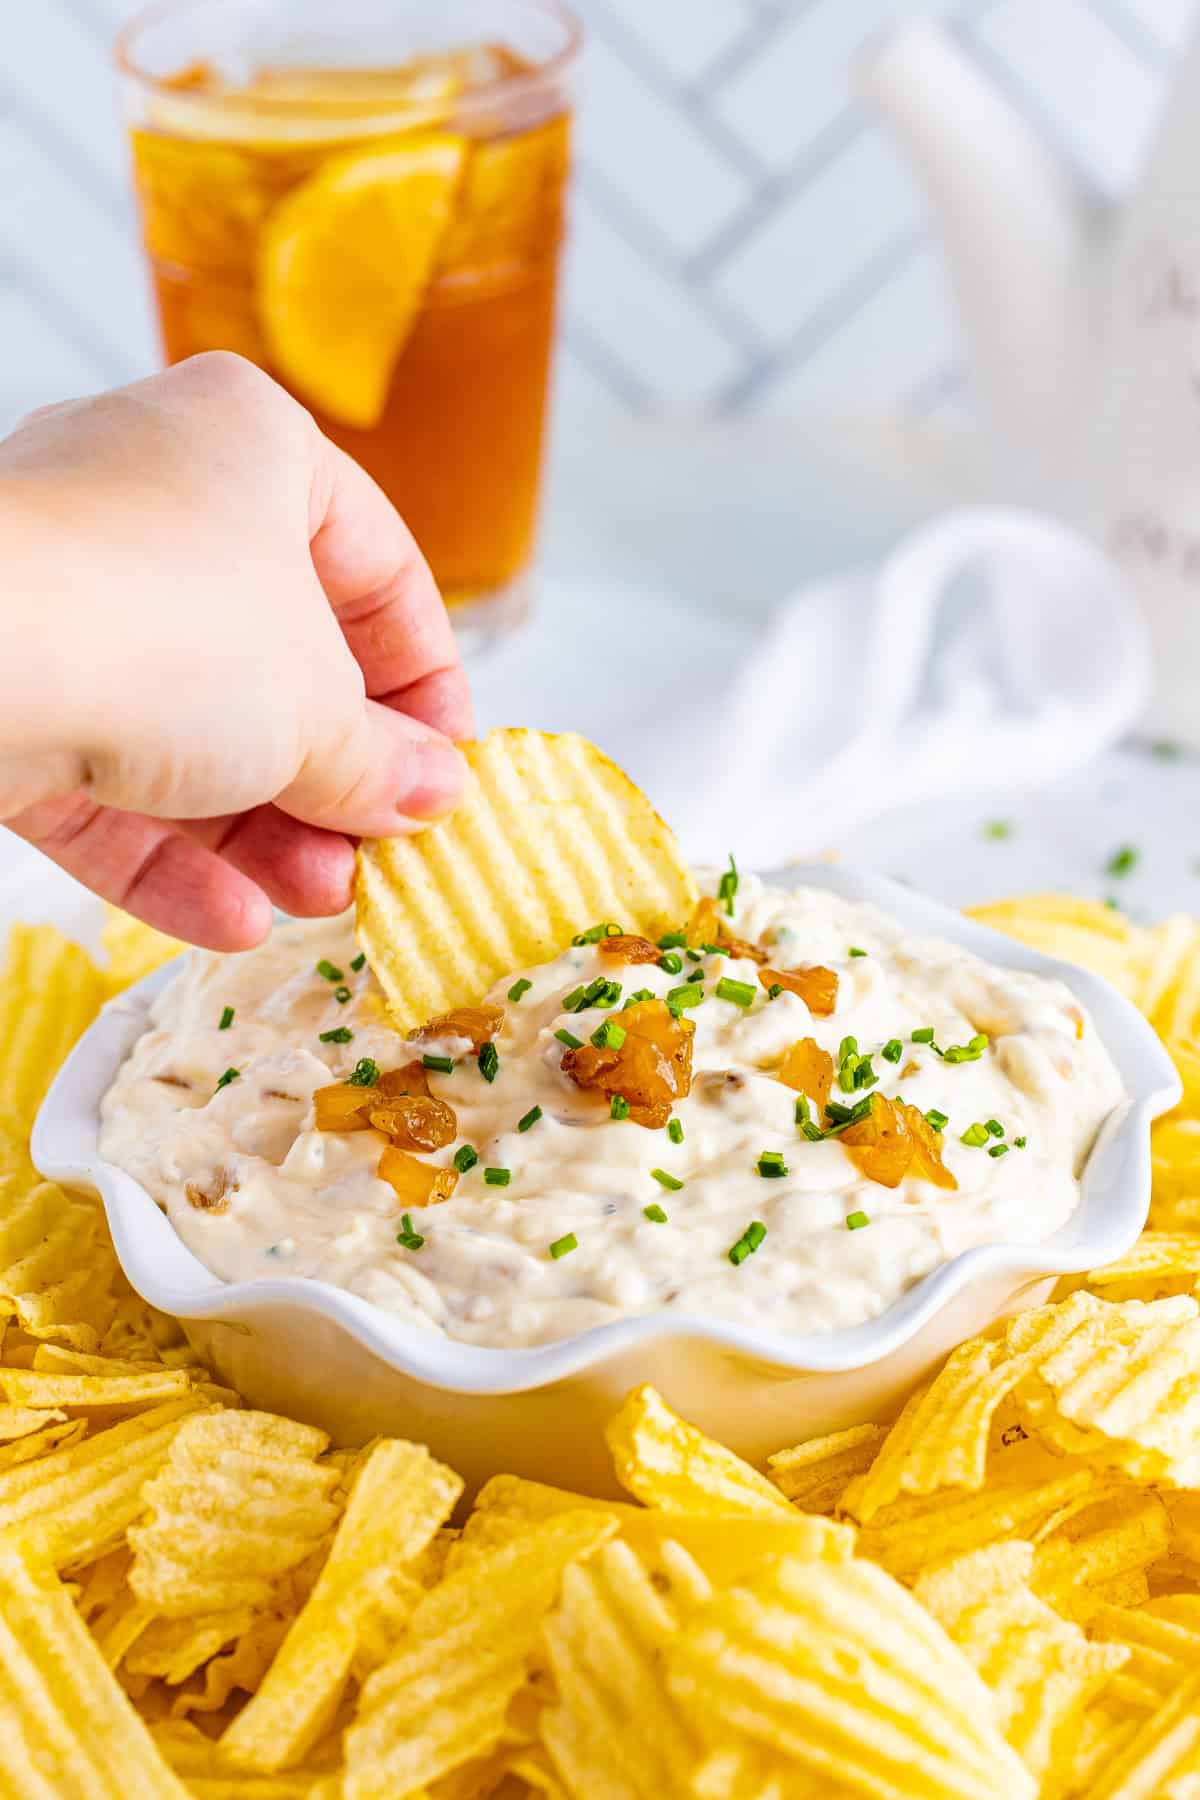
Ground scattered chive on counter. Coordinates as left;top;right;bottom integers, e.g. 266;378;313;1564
218;1006;234;1031
549;1233;577;1259
983;820;1013;840
1107;845;1139;878
422;1054;455;1075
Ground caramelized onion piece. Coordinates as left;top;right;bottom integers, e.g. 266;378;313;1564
409;1005;504;1051
759;964;839;1016
597;934;661;964
719;933;768;965
840;1096;956;1192
368;1096;457;1152
562;997;694;1128
681;898;767;963
777;1038;835;1111
377;1147;458;1207
378;1061;431;1100
185;1169;232;1212
313;1083;379;1132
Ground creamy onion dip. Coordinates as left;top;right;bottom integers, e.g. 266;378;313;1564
99;873;1125;1347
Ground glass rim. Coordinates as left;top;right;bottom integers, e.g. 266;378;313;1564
115;0;582;122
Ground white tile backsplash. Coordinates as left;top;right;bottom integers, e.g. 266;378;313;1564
1;0;1197;440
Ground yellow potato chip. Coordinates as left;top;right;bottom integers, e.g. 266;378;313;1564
914;1541;1127;1782
101;903;185;995
153;1716;341;1797
0;1106;35;1197
666;1553;1036;1798
129;1410;342;1619
0;1363;194;1411
766;1423;887;1511
0;923;106;1127
171;1610;293;1718
1013;1292;1200;1483
448;1472;852;1589
1032;1491;1172;1625
1085;1232;1200;1302
538;1537;711;1796
343;1511;617;1799
1087;1666;1200;1798
0;1415;86;1471
0;1178;119;1351
90;1587;157;1671
968;894;1142;996
125;1609;258;1684
221;1438;462;1771
356;730;698;1029
0;1393;209;1570
1091;1595;1200;1713
606;1385;792;1517
1140;915;1200;1042
0;1534;190;1797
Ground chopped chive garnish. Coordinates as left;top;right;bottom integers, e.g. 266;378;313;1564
549;1232;578;1258
853;1056;878;1091
396;1213;425;1251
837;1057;860;1094
1014;1135;1027;1149
943;1032;989;1064
610;1094;631;1121
643;1203;669;1223
728;1219;766;1264
555;1028;584;1050
838;1036;859;1062
846;1210;870;1230
215;1067;240;1091
794;1094;811;1126
848;946;867;958
668;1118;684;1145
350;952;366;972
767;982;783;1000
517;1105;543;1133
478;1042;500;1083
590;1019;627;1050
320;1026;353;1044
218;1006;235;1031
881;1038;903;1063
686;947;705;963
800;1121;825;1142
572;922;622;945
346;1058;380;1087
925;1109;949;1132
666;983;705;1014
453;1144;479;1173
651;1168;684;1191
484;1167;511;1187
561;986;586;1012
988;1143;1010;1158
960;1122;990;1148
984;820;1013;840
1152;740;1181;759
507;978;533;1003
823;1094;876;1135
658;951;683;975
717;852;739;916
1107;845;1139;878
316;960;343;982
984;1118;1004;1138
422;1053;455;1075
657;931;687;949
912;1027;936;1045
334;986;352;1004
756;1151;788;1178
625;987;655;1007
715;976;756;1008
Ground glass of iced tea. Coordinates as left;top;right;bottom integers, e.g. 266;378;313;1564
116;0;579;651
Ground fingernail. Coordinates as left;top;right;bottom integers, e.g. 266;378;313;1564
398;740;467;820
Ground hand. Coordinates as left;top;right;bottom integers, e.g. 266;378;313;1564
0;353;473;950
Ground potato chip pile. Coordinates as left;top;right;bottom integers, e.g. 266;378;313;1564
1;892;1200;1798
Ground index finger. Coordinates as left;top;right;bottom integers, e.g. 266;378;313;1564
307;436;475;741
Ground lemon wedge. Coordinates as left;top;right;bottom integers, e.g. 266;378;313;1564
258;135;466;428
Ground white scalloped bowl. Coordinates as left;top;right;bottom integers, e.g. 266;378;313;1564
33;866;1180;1497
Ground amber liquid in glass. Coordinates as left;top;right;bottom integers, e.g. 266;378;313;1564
129;52;570;608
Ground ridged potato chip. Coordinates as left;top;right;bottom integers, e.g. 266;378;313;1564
129;1410;341;1619
101;903;185;995
171;1610;293;1718
0;923;105;1127
539;1537;711;1796
0;1179;119;1351
914;1541;1127;1782
666;1553;1036;1799
153;1716;342;1797
0;1535;190;1798
1084;1231;1200;1302
356;730;697;1029
222;1438;462;1771
0;1393;209;1570
1090;1595;1200;1714
766;1423;886;1511
1032;1490;1171;1626
606;1385;792;1516
1087;1665;1200;1799
343;1511;617;1799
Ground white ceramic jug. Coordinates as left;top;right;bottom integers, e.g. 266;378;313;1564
860;16;1200;741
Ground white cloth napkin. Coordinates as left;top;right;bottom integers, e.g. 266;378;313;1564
661;507;1150;867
